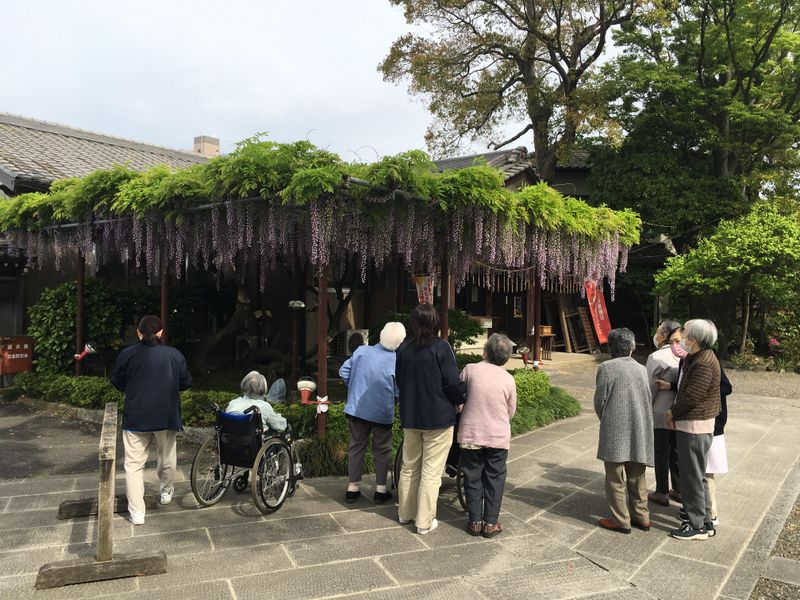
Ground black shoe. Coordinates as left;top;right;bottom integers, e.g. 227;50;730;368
345;490;361;503
670;522;708;540
705;522;716;537
373;490;392;504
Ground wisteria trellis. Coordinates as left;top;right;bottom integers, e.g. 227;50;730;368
7;190;632;300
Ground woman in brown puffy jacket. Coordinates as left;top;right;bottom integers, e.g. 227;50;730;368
664;319;721;541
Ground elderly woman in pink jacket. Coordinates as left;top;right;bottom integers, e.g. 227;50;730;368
458;333;517;538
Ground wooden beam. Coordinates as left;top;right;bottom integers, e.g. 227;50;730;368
75;252;85;376
317;268;328;435
557;293;573;353
96;403;117;562
160;256;169;344
35;551;167;589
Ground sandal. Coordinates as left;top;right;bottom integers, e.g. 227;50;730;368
482;522;504;538
467;521;482;536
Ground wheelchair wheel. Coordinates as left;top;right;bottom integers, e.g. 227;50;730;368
251;437;292;514
191;435;230;506
233;472;249;493
392;439;403;491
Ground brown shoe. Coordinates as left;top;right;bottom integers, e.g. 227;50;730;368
482;522;504;538
599;518;631;534
467;521;482;536
648;492;670;507
632;520;652;531
669;489;682;504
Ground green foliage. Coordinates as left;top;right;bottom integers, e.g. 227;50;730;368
511;370;581;434
14;371;123;409
27;279;122;374
370;309;492;351
455;353;483;371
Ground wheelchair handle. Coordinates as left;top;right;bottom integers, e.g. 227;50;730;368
244;405;262;415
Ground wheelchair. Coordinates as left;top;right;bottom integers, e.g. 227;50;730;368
190;404;303;515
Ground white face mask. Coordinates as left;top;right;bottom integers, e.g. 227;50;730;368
653;334;661;349
679;339;692;354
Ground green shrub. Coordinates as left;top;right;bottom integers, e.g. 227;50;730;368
455;353;483;371
69;377;123;409
27;279;122;374
510;370;580;434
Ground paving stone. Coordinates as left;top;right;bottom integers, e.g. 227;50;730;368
466;557;627;599
0;516;132;551
763;556;800;587
735;452;799;480
579;588;657;599
380;538;530;584
112;580;233;600
0;477;77;497
498;493;547;522
138;543;291;589
498;532;577;565
285;527;427;566
232;558;394;599
719;548;771;600
0;573;139;599
208;514;343;550
64;527;212;559
331;504;402;532
631;551;728;600
546;489;612;530
0;546;63;576
416;513;535;549
527;515;594;547
662;524;752;567
576;525;668;566
340;578;478;600
715;490;773;524
578;551;640;580
5;491;90;512
505;481;577;510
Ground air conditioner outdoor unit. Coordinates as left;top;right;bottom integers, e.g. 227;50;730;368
339;329;369;356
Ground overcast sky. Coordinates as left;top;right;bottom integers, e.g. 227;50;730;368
2;0;489;160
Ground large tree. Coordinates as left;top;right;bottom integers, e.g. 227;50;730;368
380;0;643;182
590;0;800;242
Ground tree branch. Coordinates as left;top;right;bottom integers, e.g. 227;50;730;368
489;123;534;149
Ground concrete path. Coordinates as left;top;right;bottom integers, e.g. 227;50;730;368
0;365;799;600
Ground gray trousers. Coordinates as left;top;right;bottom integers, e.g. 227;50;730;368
347;417;393;486
461;447;508;525
676;431;713;530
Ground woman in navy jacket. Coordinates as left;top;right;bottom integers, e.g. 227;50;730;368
395;303;465;535
111;315;192;525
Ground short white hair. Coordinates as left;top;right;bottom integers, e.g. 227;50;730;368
380;322;406;351
240;370;268;399
683;319;718;349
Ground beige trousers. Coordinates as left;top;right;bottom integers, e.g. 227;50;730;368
398;427;453;529
604;461;649;528
123;430;177;515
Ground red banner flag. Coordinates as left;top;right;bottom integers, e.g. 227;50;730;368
584;280;612;344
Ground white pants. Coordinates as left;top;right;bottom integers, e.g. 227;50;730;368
123;430;177;515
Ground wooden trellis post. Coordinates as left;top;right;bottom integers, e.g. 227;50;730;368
35;403;167;589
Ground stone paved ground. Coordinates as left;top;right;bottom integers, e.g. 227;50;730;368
0;359;798;600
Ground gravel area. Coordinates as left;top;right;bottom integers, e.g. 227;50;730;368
725;369;800;400
750;579;800;599
773;497;800;561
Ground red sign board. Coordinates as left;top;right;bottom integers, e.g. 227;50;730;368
584;281;612;344
1;336;34;375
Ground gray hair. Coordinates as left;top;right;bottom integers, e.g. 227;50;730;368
484;333;513;366
380;321;406;351
683;319;718;349
657;319;682;339
607;328;636;358
240;370;268;399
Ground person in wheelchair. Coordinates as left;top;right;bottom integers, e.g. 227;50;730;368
226;371;288;435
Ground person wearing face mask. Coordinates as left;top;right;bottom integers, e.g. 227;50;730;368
645;320;683;507
663;319;721;541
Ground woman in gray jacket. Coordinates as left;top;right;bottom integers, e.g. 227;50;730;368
594;328;654;534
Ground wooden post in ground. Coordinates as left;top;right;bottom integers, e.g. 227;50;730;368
36;403;167;589
532;276;542;367
159;256;169;344
75;252;85;376
316;268;329;435
440;242;450;341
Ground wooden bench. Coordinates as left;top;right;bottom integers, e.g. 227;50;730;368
35;403;167;590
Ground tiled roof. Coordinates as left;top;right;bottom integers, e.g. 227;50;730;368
434;146;590;179
0;112;207;193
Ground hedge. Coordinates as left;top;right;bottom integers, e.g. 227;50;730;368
8;369;580;477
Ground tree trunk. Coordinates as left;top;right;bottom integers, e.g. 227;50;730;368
739;287;751;355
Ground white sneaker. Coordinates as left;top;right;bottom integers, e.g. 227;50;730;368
398;517;413;525
711;517;719;526
127;511;145;525
417;519;438;535
159;486;174;505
